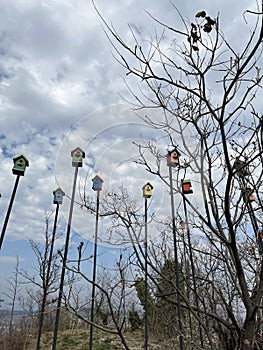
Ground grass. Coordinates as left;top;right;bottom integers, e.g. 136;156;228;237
39;328;124;350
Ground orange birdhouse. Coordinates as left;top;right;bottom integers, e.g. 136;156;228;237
167;146;181;167
246;187;255;202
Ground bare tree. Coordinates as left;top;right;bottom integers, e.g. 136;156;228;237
3;256;20;337
19;212;62;342
91;1;263;349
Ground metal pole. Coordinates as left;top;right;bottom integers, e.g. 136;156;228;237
182;192;204;349
52;167;78;350
144;196;148;350
89;190;100;350
36;203;60;350
168;166;184;350
0;175;20;250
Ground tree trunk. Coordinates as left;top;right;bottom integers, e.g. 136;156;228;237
241;316;256;350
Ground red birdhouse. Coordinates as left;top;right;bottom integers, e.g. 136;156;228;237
182;179;193;194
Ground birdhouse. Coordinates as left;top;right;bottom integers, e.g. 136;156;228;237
92;175;103;191
167;146;181;167
12;154;29;176
233;158;249;177
53;187;65;205
182;179;193;194
71;147;85;167
142;182;153;198
180;220;186;229
246;187;255;202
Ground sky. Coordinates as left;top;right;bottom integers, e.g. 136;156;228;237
0;0;258;305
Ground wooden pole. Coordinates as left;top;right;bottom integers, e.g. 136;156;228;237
52;167;78;350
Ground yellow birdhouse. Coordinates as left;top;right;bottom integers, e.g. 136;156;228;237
12;154;29;176
142;182;153;198
71;147;85;167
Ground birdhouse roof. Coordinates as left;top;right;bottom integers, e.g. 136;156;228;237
142;182;153;190
182;179;191;183
53;187;65;196
71;147;85;157
13;154;29;166
167;146;181;156
92;174;104;182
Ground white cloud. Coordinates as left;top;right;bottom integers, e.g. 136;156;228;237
0;255;24;264
0;0;261;283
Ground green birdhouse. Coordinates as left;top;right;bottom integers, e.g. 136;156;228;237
71;147;85;167
142;182;153;198
12;154;29;176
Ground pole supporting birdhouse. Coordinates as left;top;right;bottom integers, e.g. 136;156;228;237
168;164;184;350
0;154;29;250
89;176;103;350
36;193;62;350
52;158;80;350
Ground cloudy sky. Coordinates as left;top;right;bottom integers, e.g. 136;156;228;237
0;0;257;301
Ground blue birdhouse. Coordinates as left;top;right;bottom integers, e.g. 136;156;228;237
92;175;103;191
53;187;65;205
12;154;29;176
142;182;153;198
71;147;85;167
167;146;181;167
182;179;193;194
